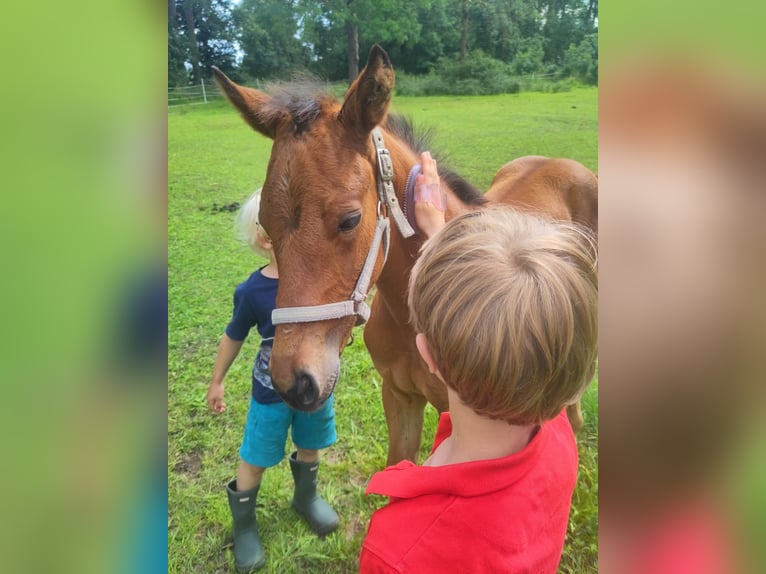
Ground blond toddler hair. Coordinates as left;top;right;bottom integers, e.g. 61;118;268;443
236;188;271;258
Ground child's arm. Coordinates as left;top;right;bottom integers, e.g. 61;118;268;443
206;333;245;413
414;151;447;238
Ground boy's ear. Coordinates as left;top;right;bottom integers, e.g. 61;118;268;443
415;333;442;377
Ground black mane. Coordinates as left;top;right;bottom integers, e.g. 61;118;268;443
264;78;334;134
384;114;488;207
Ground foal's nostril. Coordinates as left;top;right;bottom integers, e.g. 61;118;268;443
294;372;319;407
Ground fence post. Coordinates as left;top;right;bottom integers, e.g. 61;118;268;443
201;78;207;104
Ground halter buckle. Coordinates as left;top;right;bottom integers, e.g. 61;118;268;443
377;149;394;182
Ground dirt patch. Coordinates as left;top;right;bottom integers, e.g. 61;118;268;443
345;514;366;541
203;202;241;213
323;449;343;464
174;451;202;477
180;327;208;361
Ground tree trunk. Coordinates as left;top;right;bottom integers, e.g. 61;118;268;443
459;0;468;63
346;16;359;81
183;0;201;84
587;0;597;27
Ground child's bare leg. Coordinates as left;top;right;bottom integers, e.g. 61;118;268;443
236;460;265;492
295;447;319;463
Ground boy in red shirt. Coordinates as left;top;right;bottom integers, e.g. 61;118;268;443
359;152;598;573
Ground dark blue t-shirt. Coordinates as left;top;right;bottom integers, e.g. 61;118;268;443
224;267;282;404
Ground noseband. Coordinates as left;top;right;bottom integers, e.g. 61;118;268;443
271;128;415;327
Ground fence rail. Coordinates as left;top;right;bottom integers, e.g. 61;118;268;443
168;79;223;107
169;73;564;108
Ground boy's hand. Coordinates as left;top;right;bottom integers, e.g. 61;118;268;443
414;151;447;238
207;382;226;413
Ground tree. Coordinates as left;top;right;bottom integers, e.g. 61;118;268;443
234;0;308;80
166;0;598;88
385;0;458;74
538;0;596;67
344;1;360;80
181;0;203;83
509;36;543;74
298;0;421;81
459;0;469;62
562;32;597;84
467;0;541;63
168;0;189;86
168;0;237;86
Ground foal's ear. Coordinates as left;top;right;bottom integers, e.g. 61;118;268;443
339;44;395;139
211;67;284;139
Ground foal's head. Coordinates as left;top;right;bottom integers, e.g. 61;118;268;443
213;46;398;410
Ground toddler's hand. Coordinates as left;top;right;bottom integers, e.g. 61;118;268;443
414;151;447;238
207;382;226;413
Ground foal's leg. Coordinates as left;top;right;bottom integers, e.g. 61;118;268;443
382;379;427;466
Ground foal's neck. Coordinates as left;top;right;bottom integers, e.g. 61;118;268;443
372;130;481;314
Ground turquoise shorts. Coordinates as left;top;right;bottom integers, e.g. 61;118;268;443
239;395;337;468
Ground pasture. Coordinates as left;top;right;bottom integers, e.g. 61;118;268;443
169;87;598;573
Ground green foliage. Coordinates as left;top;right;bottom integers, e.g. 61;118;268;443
511;36;546;75
168;27;189;87
380;0;457;75
519;77;577;94
305;0;425;80
563;33;598;85
169;0;238;85
395;51;581;97
167;1;598;84
539;0;596;66
397;51;521;96
169;90;597;573
467;0;541;63
440;50;508;84
235;0;310;81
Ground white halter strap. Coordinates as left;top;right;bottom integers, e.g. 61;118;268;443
371;128;416;239
271;128;412;326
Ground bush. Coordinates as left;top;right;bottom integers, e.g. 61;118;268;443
562;33;598;85
518;77;576;94
394;51;582;97
396;51;523;96
395;72;429;96
511;37;545;76
438;51;512;95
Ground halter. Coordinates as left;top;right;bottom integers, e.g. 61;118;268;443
271;128;415;326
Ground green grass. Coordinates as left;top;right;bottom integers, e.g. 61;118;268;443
169;88;597;573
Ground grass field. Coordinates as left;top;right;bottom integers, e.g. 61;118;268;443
169;87;598;573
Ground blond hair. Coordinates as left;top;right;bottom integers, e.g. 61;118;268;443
236;188;271;258
408;207;598;425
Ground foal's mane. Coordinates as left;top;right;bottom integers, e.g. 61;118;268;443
264;78;335;134
264;79;487;207
384;114;488;207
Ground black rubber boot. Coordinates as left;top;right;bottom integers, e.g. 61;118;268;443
289;452;339;536
226;479;266;572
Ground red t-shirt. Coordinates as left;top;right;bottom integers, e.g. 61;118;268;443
359;410;577;574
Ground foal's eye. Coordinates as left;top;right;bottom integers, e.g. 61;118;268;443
338;211;362;233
